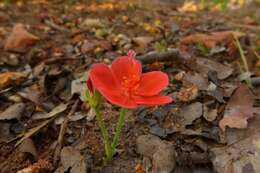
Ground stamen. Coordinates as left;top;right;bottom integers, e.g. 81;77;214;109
127;50;136;58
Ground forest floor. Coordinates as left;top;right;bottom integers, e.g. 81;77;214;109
0;0;260;173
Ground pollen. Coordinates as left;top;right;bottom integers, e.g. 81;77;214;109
121;74;140;95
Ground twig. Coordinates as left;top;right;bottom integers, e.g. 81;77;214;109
53;99;79;165
252;77;260;86
136;48;182;64
45;20;70;33
228;22;260;32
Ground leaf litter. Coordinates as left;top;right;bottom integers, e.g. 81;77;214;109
0;0;260;173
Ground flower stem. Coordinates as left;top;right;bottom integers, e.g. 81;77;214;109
94;107;112;161
110;108;128;158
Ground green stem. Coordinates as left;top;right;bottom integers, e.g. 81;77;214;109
235;36;252;87
110;108;128;159
94;107;112;161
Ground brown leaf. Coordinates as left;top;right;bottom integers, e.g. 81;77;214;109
4;23;39;51
176;102;203;126
19;138;38;159
180;31;243;49
194;58;233;80
18;85;43;105
16;159;51;173
135;163;147;173
60;146;87;173
133;36;154;47
177;85;199;102
211;132;260;173
0;72;26;89
219;85;260;131
0;103;25;120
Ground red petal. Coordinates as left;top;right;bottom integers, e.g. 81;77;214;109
134;95;173;106
101;89;137;108
89;63;137;108
136;71;169;96
111;55;142;84
90;63;120;91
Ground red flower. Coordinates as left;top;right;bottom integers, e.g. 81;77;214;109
89;50;172;108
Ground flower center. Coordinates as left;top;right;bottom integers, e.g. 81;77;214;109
121;75;140;96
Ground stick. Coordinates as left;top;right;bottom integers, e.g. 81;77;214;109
45;20;70;33
252;77;260;86
53;100;79;165
136;48;182;64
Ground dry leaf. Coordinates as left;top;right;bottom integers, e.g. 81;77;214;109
32;103;67;120
211;132;260;173
177;85;198;102
16;103;68;146
0;72;26;89
219;85;260;131
0;103;25;120
4;23;39;51
194;58;233;80
60;146;87;173
135;163;147;173
16;159;51;173
180;31;243;49
177;102;203;126
19;138;38;158
133;36;153;47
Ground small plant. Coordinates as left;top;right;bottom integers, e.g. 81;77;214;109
155;40;168;53
212;0;229;10
85;50;172;162
196;42;210;56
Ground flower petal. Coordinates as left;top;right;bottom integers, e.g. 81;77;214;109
89;63;137;108
101;89;137;108
111;55;142;84
134;95;173;106
90;63;120;91
136;71;169;96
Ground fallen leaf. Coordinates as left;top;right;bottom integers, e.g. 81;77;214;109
15;118;52;147
194;58;233;80
60;146;87;173
180;31;243;49
4;23;39;51
32;103;67;120
19;138;38;159
132;36;153;47
178;1;200;12
183;72;209;90
203;106;218;122
149;124;167;138
71;74;88;101
211;132;260;173
18;85;43;105
225;115;260;145
81;41;96;53
135;163;147;173
80;18;103;28
16;159;51;173
16;103;68;146
219;85;260;131
0;103;25;120
0;72;26;89
177;85;199;102
174;71;186;81
177;102;203;126
0;122;13;142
